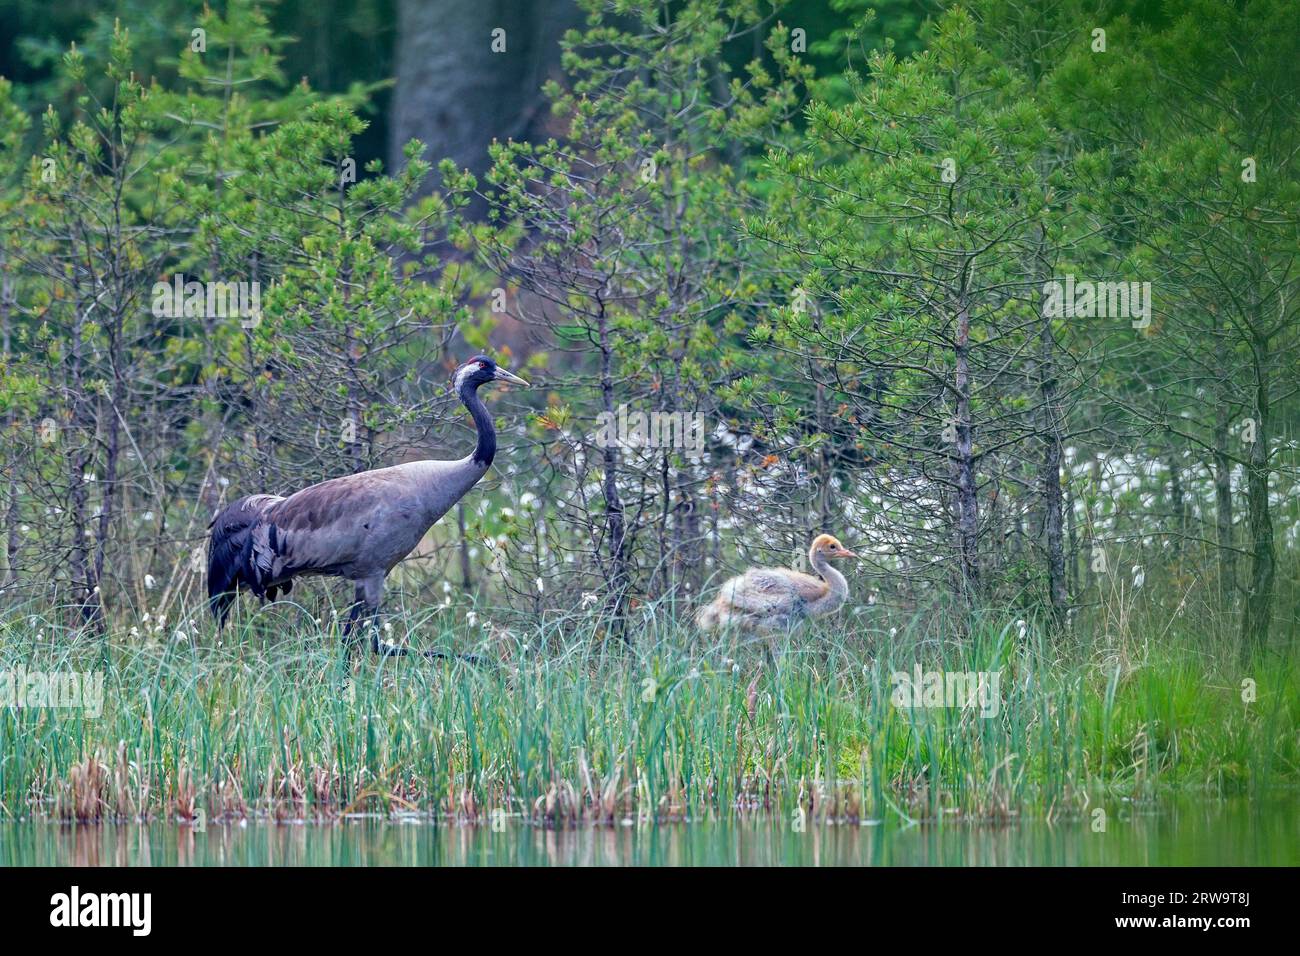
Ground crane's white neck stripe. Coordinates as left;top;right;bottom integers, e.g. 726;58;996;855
454;364;480;392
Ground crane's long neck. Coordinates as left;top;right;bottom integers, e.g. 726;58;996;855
807;550;849;617
459;381;495;468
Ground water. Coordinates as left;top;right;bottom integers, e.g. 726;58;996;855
1;798;1293;866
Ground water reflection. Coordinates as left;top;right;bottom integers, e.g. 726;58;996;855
1;799;1294;866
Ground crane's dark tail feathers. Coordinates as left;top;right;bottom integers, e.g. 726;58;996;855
207;494;278;628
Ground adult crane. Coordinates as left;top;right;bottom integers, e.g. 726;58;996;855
206;355;528;657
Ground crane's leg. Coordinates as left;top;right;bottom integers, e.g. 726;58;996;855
341;577;381;652
340;574;481;664
359;575;403;657
333;574;479;664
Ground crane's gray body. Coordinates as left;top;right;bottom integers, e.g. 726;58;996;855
244;456;486;587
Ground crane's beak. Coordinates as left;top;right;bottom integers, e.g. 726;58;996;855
837;548;859;559
493;367;530;387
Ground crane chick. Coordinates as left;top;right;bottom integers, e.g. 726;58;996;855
697;534;858;635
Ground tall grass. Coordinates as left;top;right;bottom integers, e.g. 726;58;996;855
0;586;1295;824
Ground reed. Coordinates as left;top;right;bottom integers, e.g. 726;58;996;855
0;589;1295;825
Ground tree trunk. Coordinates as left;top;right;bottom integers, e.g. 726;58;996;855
1039;310;1068;625
1240;340;1274;651
1166;443;1185;556
597;306;629;638
2;423;17;590
1066;470;1079;596
815;376;838;533
952;299;980;604
92;307;126;618
66;295;101;628
1213;402;1235;605
390;0;578;207
1088;448;1106;592
457;502;473;589
1;256;16;590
